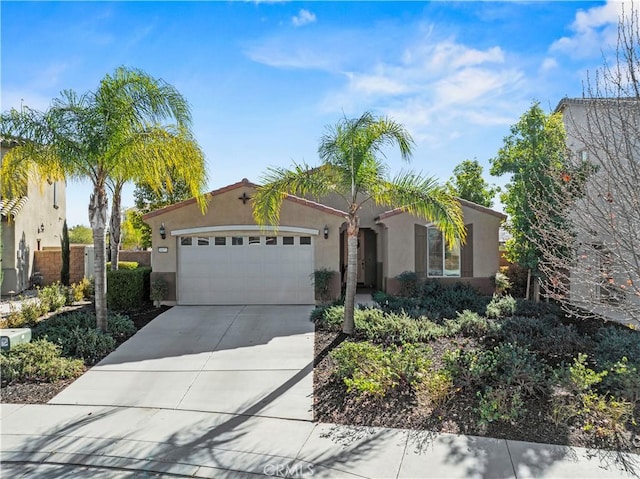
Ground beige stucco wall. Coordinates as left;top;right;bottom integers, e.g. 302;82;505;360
379;203;503;282
143;181;504;300
1;144;66;293
143;182;345;301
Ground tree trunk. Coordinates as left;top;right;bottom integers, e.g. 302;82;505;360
533;276;540;303
89;187;109;332
526;268;531;301
110;188;122;271
343;219;359;335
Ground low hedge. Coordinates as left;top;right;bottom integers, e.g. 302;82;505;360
106;261;139;270
107;266;151;310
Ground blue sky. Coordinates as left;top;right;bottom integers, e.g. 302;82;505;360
1;1;624;227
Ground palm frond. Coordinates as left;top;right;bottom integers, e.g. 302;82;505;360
372;170;466;246
253;163;338;228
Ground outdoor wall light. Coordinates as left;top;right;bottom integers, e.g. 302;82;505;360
323;225;329;239
37;223;45;234
159;223;166;240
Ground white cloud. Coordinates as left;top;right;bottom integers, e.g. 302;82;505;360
292;9;316;27
427;42;505;70
247;20;539;153
1;89;52;112
319;37;522;141
246;42;335;70
550;0;622;58
346;72;407;96
540;57;558;72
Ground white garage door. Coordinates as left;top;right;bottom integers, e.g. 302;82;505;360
177;233;315;305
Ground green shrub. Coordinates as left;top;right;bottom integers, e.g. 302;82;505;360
351;308;454;345
396;271;420;297
354;309;421;344
312;305;345;330
150;278;168;305
4;306;27;328
500;264;528;298
493;271;511;296
388;343;432;386
418;369;455;410
373;292;423;316
435;283;489;315
19;300;48;326
551;388;634;441
330;341;432;397
492;315;591;361
477;386;526;425
579;393;634;440
106;312;137;341
68;328;116;365
312;268;336;303
445;343;548;395
374;283;490;321
106;261;139;270
451;310;490;337
310;305;328;324
0;339;84;384
604;357;640;401
485;294;516;319
38;283;68;312
594;327;640;367
551;353;635;442
71;278;93;301
107;266;151;310
331;342;394;396
33;310;135;364
514;299;561;318
568;353;608;392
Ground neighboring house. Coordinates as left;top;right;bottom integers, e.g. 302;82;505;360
1;140;66;295
143;178;505;305
556;97;640;319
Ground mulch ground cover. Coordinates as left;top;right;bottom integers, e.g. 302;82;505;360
313;323;640;454
0;303;170;404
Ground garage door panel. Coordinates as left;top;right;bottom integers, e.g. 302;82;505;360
178;234;315;305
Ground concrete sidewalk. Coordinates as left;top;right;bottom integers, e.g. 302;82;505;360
1;403;638;478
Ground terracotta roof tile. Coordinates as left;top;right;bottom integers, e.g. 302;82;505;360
142;178;347;220
376;199;506;221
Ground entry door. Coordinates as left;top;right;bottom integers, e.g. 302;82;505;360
357;230;365;283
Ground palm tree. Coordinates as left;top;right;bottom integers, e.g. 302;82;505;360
253;112;465;334
0;67;207;331
107;125;206;268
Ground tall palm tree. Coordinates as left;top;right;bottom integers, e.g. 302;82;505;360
0;67;207;331
253;112;465;334
107;125;206;268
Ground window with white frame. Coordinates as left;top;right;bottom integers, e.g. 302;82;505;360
427;227;460;277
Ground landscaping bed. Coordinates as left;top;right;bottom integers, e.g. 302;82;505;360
313;282;640;454
1;281;170;405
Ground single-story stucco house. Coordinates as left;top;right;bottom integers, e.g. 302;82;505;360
142;178;506;305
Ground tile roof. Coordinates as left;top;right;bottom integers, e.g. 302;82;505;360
0;197;29;218
142;178;347;220
376;198;506;221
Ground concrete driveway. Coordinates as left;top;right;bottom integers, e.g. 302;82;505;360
50;305;315;421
